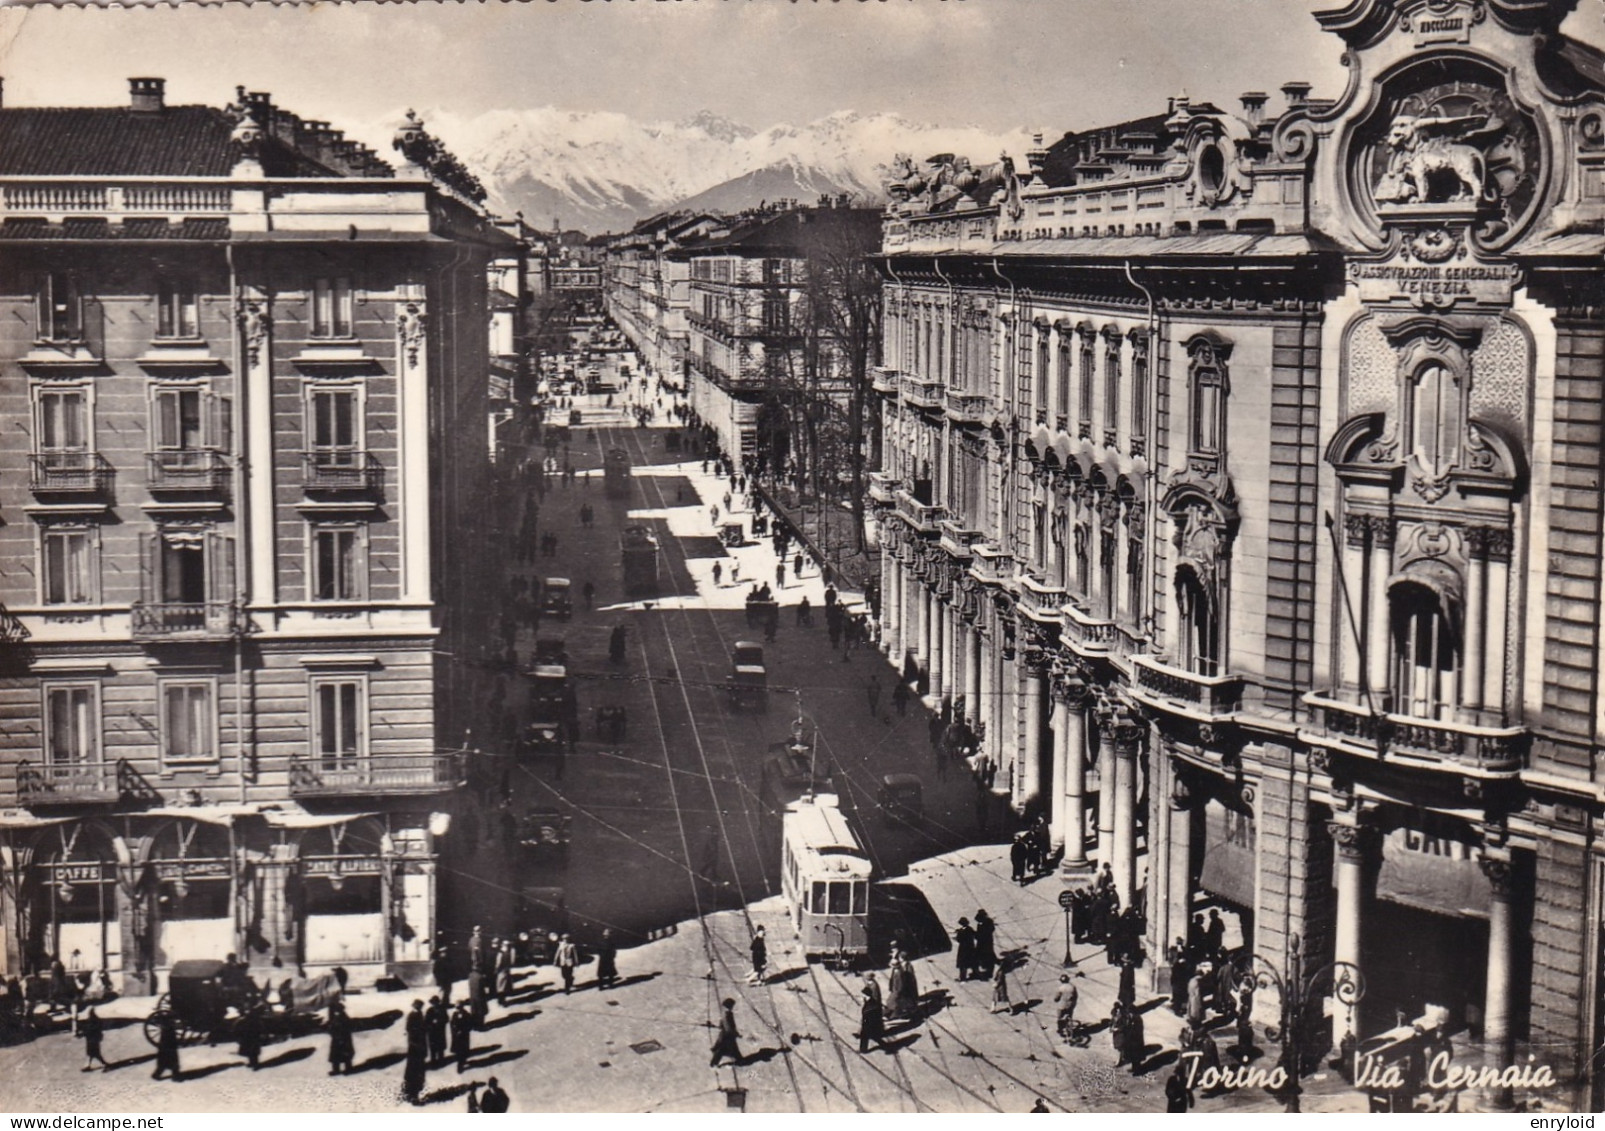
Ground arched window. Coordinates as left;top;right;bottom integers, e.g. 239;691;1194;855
1391;581;1459;720
1408;362;1461;478
1175;565;1219;677
1079;330;1096;435
1186;332;1232;460
1103;330;1122;445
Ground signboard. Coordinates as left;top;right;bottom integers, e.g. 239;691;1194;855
1350;257;1518;310
44;862;109;885
1375;816;1489;918
1058;890;1075;910
1199;798;1256;908
303;856;385;878
153;859;231;882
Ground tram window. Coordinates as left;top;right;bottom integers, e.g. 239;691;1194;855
811;882;827;915
829;882;852;915
852;882;868;914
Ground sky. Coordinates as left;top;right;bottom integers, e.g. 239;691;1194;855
1;0;1602;140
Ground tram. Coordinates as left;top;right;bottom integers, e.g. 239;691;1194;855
603;447;631;499
781;793;872;964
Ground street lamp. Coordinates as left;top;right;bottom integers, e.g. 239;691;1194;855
1239;934;1365;1113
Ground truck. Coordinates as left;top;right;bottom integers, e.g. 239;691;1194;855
620;525;660;596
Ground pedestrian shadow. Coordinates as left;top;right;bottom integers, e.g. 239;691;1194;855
466;1043;502;1061
470;1048;528;1070
1136;997;1170;1015
1142;1048;1180;1074
104;1053;156;1072
351;1009;403;1033
419;1081;478;1107
606;971;661;990
347;1051;406;1075
256;1046;314;1069
999;949;1031;973
175;1062;236;1081
878;1033;922;1054
482;1010;538;1030
735;1046;788;1066
764;968;811;986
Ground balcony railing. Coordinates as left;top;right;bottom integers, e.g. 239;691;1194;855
899;374;945;410
1304;692;1529;773
2;181;231;216
969;544;1014;587
894;489;943;533
147;449;229;493
302;451;383;493
29;451;113;494
130;600;238;640
17;759;119;805
868;471;900;506
1061;601;1118;656
1132;653;1243;717
871;366;901;395
1017;574;1068;624
938;519;983;559
944;389;990;426
289;752;463;796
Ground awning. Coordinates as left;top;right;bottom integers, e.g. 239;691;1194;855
1198;797;1256;909
129;805;259;827
262;809;380;830
0;811;73;830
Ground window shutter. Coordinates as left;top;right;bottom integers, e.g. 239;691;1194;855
155;390;179;450
208;392;233;454
140;531;160;604
207;532;236;604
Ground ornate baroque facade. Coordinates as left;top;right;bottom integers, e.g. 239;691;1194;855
873;0;1605;1100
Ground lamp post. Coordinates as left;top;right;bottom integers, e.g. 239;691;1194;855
1239;934;1365;1113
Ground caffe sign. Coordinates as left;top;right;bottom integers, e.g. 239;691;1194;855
46;862;107;885
303;856;384;878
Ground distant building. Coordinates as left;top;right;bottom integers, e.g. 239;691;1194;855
874;0;1605;1103
603;212;726;389
0;80;512;989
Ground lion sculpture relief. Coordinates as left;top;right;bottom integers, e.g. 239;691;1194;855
1374;111;1501;206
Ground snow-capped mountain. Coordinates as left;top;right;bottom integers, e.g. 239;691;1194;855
377;107;1033;234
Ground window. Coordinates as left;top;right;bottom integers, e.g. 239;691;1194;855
41;526;95;605
1131;333;1149;449
161;681;216;763
1408;362;1461;478
1392;583;1458;720
1176;565;1220;677
308;386;361;462
1035;331;1051;416
311;525;365;601
311;276;354;338
1056;337;1072;421
36;388;89;452
162;535;206;604
1104;333;1122;440
44;684;99;766
1186;333;1232;458
312;678;364;769
828;881;853;916
36;273;82;342
156;278;199;339
1079;331;1095;431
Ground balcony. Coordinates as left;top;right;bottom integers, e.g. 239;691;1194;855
130;600;238;640
1017;574;1067;625
938;519;983;559
899;374;945;411
944;389;991;426
871;366;901;396
894;489;943;533
868;471;900;506
969;543;1015;587
147;450;229;494
302;451;383;494
29;451;113;495
1131;653;1243;717
1303;692;1529;774
17;759;119;806
1061;601;1118;657
289;752;464;797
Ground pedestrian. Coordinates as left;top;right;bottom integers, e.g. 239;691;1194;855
1168;937;1191;1016
152;1011;180;1080
450;1001;473;1073
236;1002;264;1070
1187;971;1206;1029
1110;1001;1131;1068
989;963;1013;1015
471;1075;511;1112
554;933;579;994
892;681;910;716
1166;1064;1195;1112
467;965;488;1031
79;1006;107;1072
866;674;882;717
747;926;767;985
1116;956;1137;1019
895;950;920;1019
795;596;811;627
858;982;887;1053
712;561;723;588
609;623;628;664
327;998;355;1075
496;940;516;1006
402;999;428;1104
1054;975;1079;1040
595;930;619;990
954;917;976;981
973;910;997;978
1205;909;1226;958
793;552;804;579
824;585;837;610
709;998;743;1066
1011;834;1029;885
885;953;908;1022
776;561;785;589
426;995;449;1066
582;580;595;610
469;925;487;974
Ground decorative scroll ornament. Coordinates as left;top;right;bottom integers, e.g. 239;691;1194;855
397;302;427;368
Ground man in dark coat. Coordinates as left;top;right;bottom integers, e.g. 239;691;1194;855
236;1003;264;1070
709;998;743;1066
595;929;619;989
1205;910;1226;958
425;996;449;1067
1125;1002;1146;1074
450;1001;474;1073
747;926;767;985
402;999;428;1105
858;983;887;1053
80;1006;108;1071
474;1077;510;1113
1115;957;1137;1019
1166;1064;1195;1112
152;1012;180;1080
1168;937;1192;1016
433;937;454;1002
954;918;977;981
326;999;355;1075
1010;835;1029;885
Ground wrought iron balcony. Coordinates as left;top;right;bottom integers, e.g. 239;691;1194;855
1132;653;1243;717
944;389;991;426
130;600;238;640
938;519;983;559
1061;601;1118;657
871;366;901;396
1303;691;1528;774
969;543;1014;587
147;449;229;494
289;752;464;796
302;451;383;493
29;451;113;495
1017;574;1067;625
868;471;901;506
16;759;119;805
894;489;943;533
899;374;944;410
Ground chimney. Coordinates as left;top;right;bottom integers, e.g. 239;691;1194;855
129;77;165;113
1240;91;1269;128
1282;81;1313;110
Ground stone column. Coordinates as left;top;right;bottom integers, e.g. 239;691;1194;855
966;619;983;729
1019;653;1047;812
942;604;958;708
915;578;931;675
1095;710;1116;868
977;624;995;761
1481;858;1516;1068
1049;691;1070;855
882;545;901;661
1340;515;1367;695
1366;519;1394;705
1111;714;1143;912
1059;684;1090;867
1330;820;1371;1046
1167;770;1195;959
928;591;945;705
1463;528;1487;714
1483;531;1511;719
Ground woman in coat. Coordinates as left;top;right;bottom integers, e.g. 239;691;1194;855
326;999;355;1075
897;953;920;1020
989;963;1012;1015
884;955;907;1022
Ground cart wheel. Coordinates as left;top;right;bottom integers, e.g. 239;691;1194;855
143;1010;170;1048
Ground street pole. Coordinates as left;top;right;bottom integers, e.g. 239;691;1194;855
1059;890;1076;968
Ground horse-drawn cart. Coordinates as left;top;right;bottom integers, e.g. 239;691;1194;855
143;959;334;1047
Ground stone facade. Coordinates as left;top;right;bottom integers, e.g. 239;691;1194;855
872;0;1605;1102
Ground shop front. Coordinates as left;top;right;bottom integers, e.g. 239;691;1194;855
147;819;236;968
294;817;388;968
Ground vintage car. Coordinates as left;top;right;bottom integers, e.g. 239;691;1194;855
726;641;768;712
540;578;573;620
